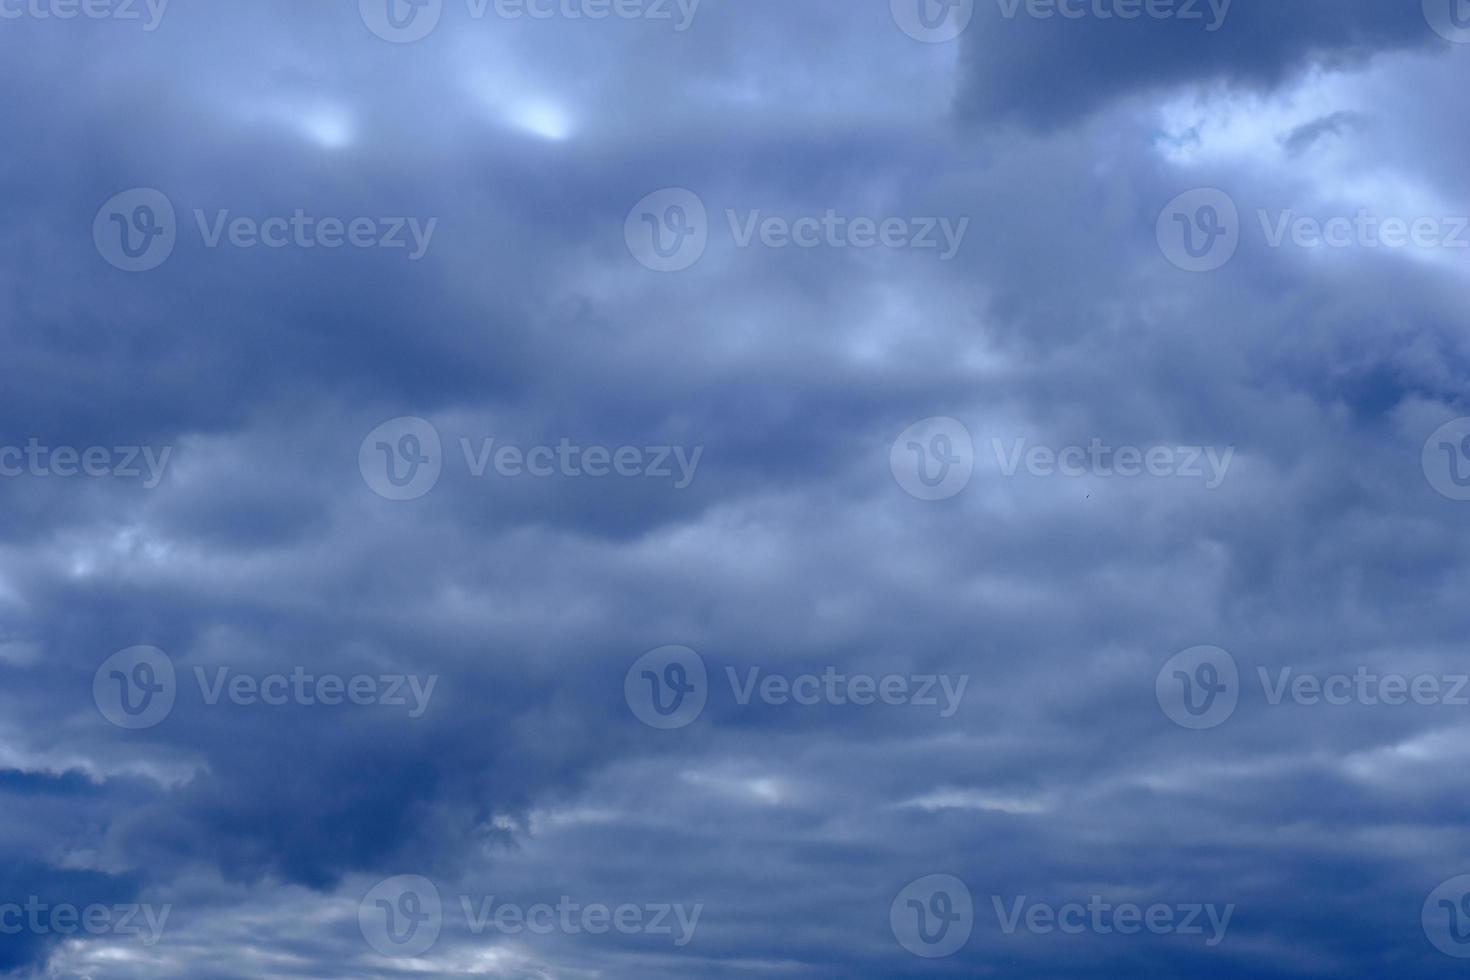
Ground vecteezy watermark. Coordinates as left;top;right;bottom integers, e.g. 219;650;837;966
1423;0;1470;43
890;417;975;501
992;896;1234;946
358;416;703;501
1424;874;1470;957
1158;646;1470;730
0;440;172;488
358;0;699;43
891;875;974;958
358;876;702;958
1156;646;1238;729
993;438;1235;489
1423;417;1470;502
1158;188;1470;272
93;647;438;730
624;188;970;272
889;418;1235;501
1156;188;1240;273
890;0;974;42
624;646;969;730
0;898;171;946
0;0;168;30
996;0;1231;30
93;189;437;272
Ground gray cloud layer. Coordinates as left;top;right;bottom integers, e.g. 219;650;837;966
2;1;1470;976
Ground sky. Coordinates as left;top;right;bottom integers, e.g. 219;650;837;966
3;0;1470;976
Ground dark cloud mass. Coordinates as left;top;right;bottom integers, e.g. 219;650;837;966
2;0;1470;977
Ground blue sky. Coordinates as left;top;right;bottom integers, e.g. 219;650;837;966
4;1;1470;976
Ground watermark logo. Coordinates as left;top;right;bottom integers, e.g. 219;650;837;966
360;0;442;41
627;650;969;729
93;648;439;728
728;667;967;716
1157;188;1239;273
1258;667;1470;709
993;438;1234;488
94;191;437;271
1156;645;1238;730
459;437;701;486
0;0;169;31
625;188;708;272
93;646;176;731
1161;189;1470;271
1157;650;1470;729
891;0;974;42
993;896;1233;945
1426;875;1470;957
891;874;973;958
360;875;443;958
360;419;703;500
93;188;176;273
359;877;700;954
626;189;969;271
0;441;172;487
0;898;171;946
360;417;443;501
996;0;1231;31
625;645;707;730
361;0;698;40
1258;209;1469;251
890;417;974;501
1424;0;1470;42
192;211;437;259
1423;418;1470;502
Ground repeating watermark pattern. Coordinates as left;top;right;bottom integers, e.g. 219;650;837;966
92;646;177;731
360;876;443;958
1156;188;1240;273
93;189;177;273
1159;188;1470;272
891;877;1232;958
890;419;1234;500
1156;646;1239;730
891;0;975;42
1258;209;1470;251
992;896;1234;946
94;189;437;272
0;0;168;30
625;645;708;730
1424;874;1470;957
624;188;708;272
0;899;170;946
1423;417;1470;501
359;875;702;958
993;438;1234;488
359;417;444;501
625;188;970;272
1424;0;1470;43
890;417;975;501
996;0;1232;31
891;875;974;958
0;440;172;487
359;416;703;501
1158;646;1470;730
93;647;438;729
625;646;968;730
359;0;699;42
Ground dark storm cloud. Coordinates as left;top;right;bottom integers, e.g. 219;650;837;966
957;0;1439;127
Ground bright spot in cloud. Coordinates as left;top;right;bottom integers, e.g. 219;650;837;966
507;100;573;141
238;100;356;150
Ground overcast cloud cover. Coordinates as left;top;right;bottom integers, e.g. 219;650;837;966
3;0;1470;976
